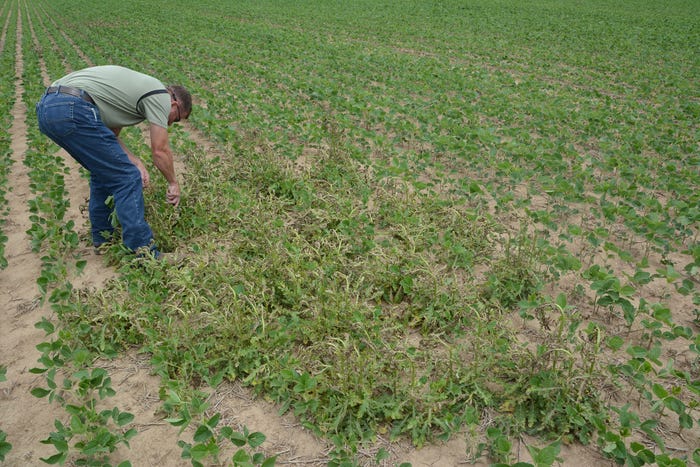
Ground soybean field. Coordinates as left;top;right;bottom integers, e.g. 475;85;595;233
0;0;698;466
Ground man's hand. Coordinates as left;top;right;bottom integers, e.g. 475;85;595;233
166;182;180;207
113;129;151;188
135;161;151;188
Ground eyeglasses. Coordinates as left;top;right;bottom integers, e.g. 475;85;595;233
172;93;181;123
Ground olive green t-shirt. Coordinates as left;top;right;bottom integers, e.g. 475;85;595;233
53;65;170;129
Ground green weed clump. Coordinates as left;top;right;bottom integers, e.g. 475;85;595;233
63;139;610;461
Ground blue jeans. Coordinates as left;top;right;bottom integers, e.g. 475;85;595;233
36;90;159;256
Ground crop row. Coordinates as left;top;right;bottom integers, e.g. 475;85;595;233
0;1;17;269
0;1;18;461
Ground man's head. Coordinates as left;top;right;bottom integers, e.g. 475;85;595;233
167;85;192;125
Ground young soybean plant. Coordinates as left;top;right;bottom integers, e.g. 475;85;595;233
0;430;10;463
177;416;276;467
160;385;275;467
31;318;136;467
0;365;12;461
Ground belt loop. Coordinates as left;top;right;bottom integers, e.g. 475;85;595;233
55;85;61;95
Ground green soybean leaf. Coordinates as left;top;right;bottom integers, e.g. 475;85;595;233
31;387;51;398
117;411;135;426
193;424;213;443
247;431;266;448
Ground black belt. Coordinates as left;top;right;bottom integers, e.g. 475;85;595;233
46;86;95;105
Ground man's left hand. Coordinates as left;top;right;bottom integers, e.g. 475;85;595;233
138;165;151;188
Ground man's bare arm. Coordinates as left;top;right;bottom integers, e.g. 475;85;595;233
149;124;180;206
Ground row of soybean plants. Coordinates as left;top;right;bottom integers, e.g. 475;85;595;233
0;0;18;270
1;3;18;463
33;0;700;465
19;0;84;295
